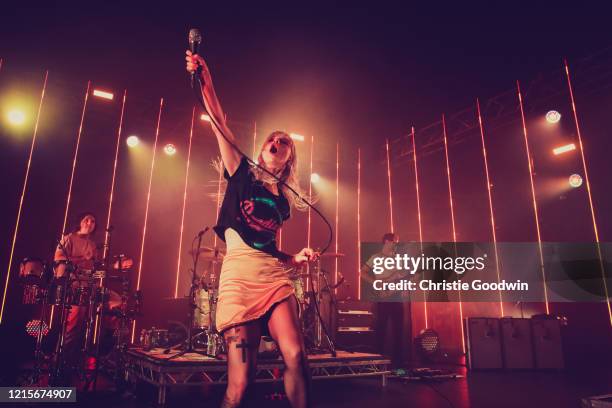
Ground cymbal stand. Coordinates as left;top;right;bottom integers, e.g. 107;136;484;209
205;264;224;358
309;258;337;357
166;229;211;360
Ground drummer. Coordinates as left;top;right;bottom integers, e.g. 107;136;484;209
53;212;121;362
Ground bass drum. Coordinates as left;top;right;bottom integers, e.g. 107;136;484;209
258;335;279;358
193;289;210;329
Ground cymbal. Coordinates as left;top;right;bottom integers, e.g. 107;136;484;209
320;252;345;258
188;247;225;257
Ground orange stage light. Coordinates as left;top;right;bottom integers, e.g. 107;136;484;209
92;89;114;100
553;143;576;156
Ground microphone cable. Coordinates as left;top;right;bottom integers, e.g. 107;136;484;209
190;60;333;256
189;50;338;352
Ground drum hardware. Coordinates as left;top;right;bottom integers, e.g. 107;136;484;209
49;237;76;386
82;235;136;392
167;228;224;360
21;232;136;388
21;259;54;385
140;328;170;350
258;336;280;359
188;246;226;258
304;256;338;357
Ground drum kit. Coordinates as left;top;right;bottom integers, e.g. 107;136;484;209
164;241;348;359
16;246;139;388
165;238;226;359
16;226;348;386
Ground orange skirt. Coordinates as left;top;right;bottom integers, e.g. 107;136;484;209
215;228;294;333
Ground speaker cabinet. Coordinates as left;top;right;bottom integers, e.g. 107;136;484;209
500;317;534;369
531;316;564;369
465;317;503;369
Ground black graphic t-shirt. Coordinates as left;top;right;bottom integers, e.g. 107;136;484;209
213;157;292;262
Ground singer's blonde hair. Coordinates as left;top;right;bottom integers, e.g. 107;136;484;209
210;131;311;211
251;131;309;211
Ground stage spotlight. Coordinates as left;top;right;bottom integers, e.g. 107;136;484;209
200;114;211;122
164;143;177;156
569;173;583;188
546;110;561;124
92;89;114;100
311;173;320;183
126;135;140;148
7;109;26;126
415;328;440;360
290;133;305;142
553;143;576;156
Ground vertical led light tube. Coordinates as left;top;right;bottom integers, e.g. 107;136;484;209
564;60;611;326
516;81;549;314
131;98;164;342
411;127;428;328
103;89;127;259
306;135;314;291
357;148;362;300
476;99;504;317
174;107;196;298
0;71;49;324
385;139;395;233
335;142;340;294
442;115;466;352
61;81;91;234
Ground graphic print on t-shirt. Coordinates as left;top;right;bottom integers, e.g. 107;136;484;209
239;196;284;248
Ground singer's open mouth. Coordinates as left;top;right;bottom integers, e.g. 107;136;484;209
270;145;278;154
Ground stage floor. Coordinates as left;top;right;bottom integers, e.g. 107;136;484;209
124;347;392;405
71;363;612;408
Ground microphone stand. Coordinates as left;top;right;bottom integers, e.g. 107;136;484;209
83;227;114;392
166;228;211;360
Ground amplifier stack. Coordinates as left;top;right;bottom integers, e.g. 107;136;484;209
465;315;564;370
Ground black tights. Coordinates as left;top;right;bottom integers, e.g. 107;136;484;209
221;295;310;407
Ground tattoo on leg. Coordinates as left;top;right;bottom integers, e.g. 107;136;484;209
225;335;240;345
236;338;250;363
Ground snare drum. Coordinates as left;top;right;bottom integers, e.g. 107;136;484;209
193;289;210;328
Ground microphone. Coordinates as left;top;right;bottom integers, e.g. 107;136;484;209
188;28;202;88
197;226;210;237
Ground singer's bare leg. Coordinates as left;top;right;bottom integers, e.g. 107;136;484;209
222;322;261;407
267;295;311;408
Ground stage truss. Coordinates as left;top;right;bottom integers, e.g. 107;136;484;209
124;348;391;405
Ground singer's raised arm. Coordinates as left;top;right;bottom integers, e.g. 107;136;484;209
186;50;241;176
